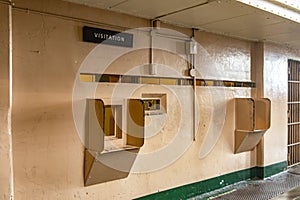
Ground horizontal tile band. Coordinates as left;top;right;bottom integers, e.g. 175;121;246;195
80;73;256;88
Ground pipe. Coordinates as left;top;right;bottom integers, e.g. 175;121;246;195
191;29;197;141
8;0;14;199
192;53;197;141
149;22;156;75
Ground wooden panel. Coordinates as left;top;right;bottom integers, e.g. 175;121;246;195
84;149;139;186
255;99;271;130
126;99;145;147
104;106;114;136
114;106;123;139
235;98;255;131
234;98;271;153
87;99;105;152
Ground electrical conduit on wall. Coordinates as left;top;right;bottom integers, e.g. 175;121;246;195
8;0;14;199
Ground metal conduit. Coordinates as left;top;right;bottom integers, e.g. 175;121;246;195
8;0;14;199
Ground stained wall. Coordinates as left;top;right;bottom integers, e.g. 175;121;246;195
0;3;11;200
0;0;293;199
262;43;300;166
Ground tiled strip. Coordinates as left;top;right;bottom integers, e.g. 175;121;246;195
80;73;256;88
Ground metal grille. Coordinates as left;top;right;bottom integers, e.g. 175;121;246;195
191;172;300;200
288;59;300;167
213;173;300;200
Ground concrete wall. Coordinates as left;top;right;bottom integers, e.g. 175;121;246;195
263;43;300;166
0;3;11;200
0;0;295;199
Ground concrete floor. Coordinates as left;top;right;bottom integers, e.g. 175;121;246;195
191;165;300;200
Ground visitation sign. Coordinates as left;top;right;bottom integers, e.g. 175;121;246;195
83;26;133;48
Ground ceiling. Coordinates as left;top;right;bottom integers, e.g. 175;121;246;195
65;0;300;49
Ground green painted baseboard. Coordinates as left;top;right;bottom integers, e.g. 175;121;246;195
254;161;288;179
135;161;287;200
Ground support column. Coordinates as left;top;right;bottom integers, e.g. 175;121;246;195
251;42;265;176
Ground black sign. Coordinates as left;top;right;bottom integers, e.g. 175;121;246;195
83;26;133;48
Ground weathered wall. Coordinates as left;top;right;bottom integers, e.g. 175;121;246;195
0;3;11;200
4;0;291;199
262;43;300;166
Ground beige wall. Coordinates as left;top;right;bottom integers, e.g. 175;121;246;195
0;0;292;199
0;3;11;200
262;43;300;166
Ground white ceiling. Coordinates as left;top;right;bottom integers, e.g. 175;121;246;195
65;0;300;49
